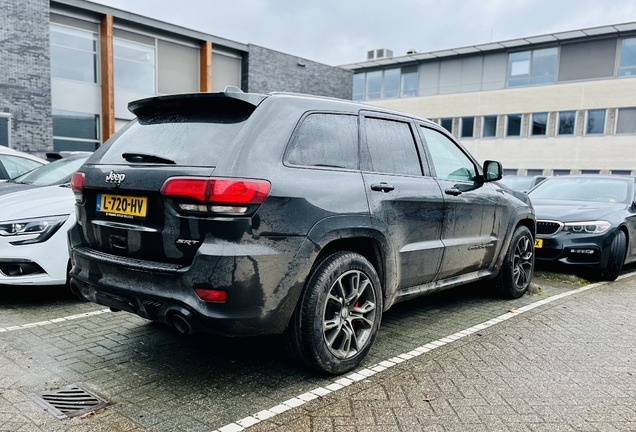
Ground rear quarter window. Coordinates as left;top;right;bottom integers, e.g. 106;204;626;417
285;113;358;170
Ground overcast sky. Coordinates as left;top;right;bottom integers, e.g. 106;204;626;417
90;0;636;65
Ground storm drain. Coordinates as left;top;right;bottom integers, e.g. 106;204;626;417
29;383;115;419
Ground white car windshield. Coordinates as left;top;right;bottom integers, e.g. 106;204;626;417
12;156;88;185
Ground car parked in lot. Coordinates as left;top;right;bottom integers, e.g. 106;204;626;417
0;146;47;181
68;90;535;374
529;175;636;280
0;153;90;286
499;175;548;193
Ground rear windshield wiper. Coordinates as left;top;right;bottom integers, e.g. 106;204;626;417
122;153;176;164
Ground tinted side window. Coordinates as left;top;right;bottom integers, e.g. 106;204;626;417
286;114;358;169
420;127;476;181
364;118;421;176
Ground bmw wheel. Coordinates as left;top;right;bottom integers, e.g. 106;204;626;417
599;230;626;281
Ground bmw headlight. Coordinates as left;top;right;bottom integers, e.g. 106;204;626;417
0;215;69;245
562;221;611;234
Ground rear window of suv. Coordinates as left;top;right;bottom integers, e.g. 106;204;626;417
98;100;254;167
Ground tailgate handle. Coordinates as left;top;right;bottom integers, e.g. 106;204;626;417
370;183;395;193
445;187;462;196
109;235;127;250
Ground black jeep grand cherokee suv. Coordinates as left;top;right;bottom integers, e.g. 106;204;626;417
68;89;535;374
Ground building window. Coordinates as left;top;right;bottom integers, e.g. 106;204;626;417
440;118;453;133
527;169;543;176
506;114;522;137
365;71;382;99
586;109;606;135
581;169;600;174
531;112;548;136
353;74;365;101
355;68;418;100
616;107;636;134
52;109;100;151
482;115;497;138
383;68;400;98
0;115;10;147
460;117;474;138
611;169;632;175
507;47;557;87
400;65;418;97
503;168;518;176
553;169;571;176
50;24;98;83
157;40;199;94
618;37;636;77
557;111;576;136
114;38;156;94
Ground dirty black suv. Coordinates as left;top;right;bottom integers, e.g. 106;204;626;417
68;89;535;374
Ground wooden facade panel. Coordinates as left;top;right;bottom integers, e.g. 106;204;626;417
200;41;212;92
100;14;115;142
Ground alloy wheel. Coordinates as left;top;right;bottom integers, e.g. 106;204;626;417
322;270;377;359
513;235;533;289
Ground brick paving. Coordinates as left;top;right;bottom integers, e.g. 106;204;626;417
249;273;636;432
0;269;634;431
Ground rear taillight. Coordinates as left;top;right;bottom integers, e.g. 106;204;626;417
70;172;85;203
160;177;271;215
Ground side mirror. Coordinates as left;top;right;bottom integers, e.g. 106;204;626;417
483;160;503;182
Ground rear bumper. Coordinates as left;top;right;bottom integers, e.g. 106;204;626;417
68;224;316;336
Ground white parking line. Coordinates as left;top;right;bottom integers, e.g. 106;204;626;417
214;270;636;432
0;309;111;333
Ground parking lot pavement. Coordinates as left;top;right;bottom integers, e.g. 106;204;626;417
246;271;636;432
0;268;634;431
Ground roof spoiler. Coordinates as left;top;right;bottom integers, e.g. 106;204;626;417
128;87;268;117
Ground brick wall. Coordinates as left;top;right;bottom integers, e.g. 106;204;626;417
0;0;52;155
245;45;352;100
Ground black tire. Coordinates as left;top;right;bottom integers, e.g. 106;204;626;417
285;251;383;375
599;230;626;281
496;225;534;298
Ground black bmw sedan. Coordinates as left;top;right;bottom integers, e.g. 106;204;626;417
528;175;636;280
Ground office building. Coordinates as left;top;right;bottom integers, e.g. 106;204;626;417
343;23;636;176
0;0;352;155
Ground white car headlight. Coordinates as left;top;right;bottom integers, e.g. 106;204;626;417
0;215;69;245
562;221;611;234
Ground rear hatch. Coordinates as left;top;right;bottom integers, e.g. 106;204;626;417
76;92;266;265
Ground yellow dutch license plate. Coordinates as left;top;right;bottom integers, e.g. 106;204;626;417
535;238;543;249
97;193;148;218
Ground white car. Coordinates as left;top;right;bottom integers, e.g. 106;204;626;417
0;185;75;286
0;146;47;180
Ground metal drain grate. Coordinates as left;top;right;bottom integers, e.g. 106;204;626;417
29;383;115;419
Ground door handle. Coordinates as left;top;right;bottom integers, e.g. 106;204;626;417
445;187;462;196
370;183;395;193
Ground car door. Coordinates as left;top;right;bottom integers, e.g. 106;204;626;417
418;125;505;280
360;113;444;289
